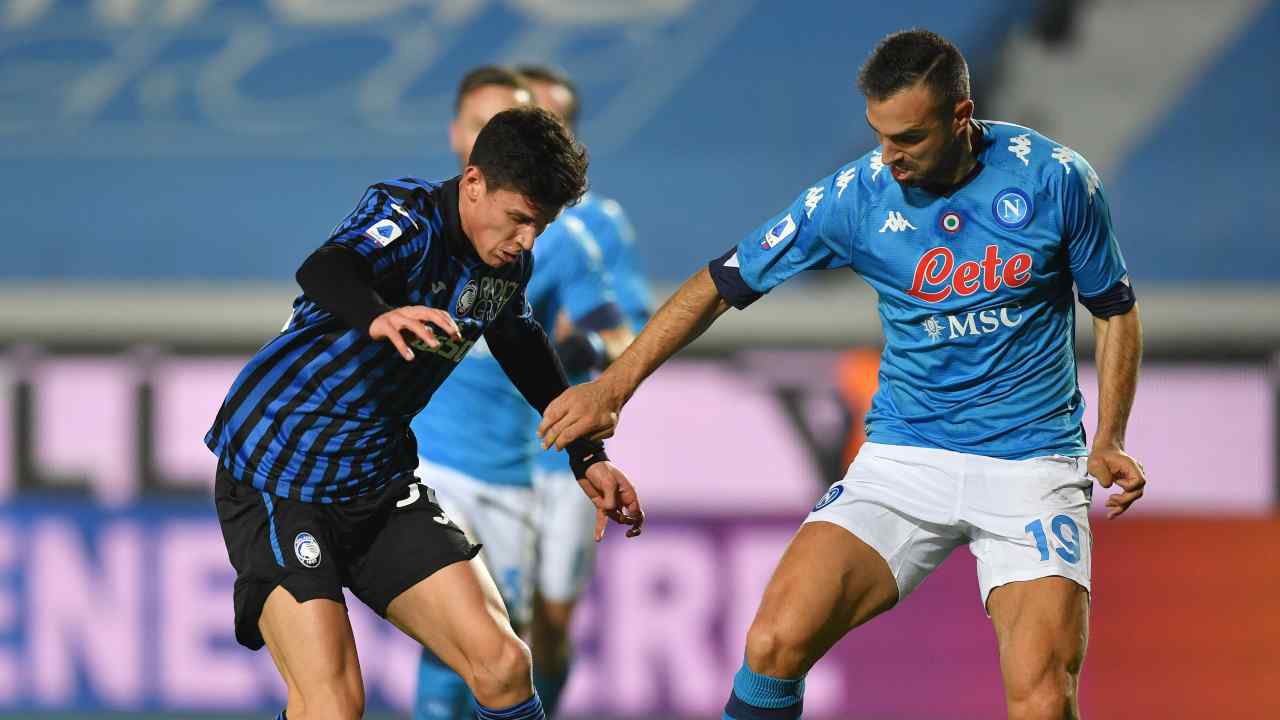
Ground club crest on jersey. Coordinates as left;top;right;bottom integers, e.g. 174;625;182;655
760;214;796;250
992;188;1033;230
364;219;402;246
812;484;844;512
455;280;478;316
939;211;963;234
294;532;322;568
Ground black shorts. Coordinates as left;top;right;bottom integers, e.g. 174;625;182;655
214;465;480;650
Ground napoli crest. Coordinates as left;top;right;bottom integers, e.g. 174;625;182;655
294;532;322;568
811;484;844;512
992;188;1033;230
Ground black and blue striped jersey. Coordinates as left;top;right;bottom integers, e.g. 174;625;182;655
205;177;534;502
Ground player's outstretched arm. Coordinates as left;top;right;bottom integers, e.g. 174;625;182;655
538;267;731;450
1088;304;1145;518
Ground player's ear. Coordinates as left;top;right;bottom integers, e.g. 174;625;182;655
462;166;487;200
953;98;974;132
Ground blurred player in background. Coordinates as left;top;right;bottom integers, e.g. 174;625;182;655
540;29;1146;720
411;66;636;720
205;105;643;720
515;63;655;717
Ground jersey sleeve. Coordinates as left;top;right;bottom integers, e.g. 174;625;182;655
1059;149;1133;309
323;186;433;280
708;168;857;308
529;218;621;326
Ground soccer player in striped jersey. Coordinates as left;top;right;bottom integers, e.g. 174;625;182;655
205;106;643;720
411;66;634;720
516;63;655;717
539;30;1146;720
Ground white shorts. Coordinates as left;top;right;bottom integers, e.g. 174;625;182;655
805;442;1093;608
532;466;599;603
415;458;537;627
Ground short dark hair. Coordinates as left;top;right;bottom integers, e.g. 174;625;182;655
454;65;530;112
468;106;589;217
857;29;970;113
515;64;580;130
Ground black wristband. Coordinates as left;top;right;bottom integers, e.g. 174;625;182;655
567;438;609;478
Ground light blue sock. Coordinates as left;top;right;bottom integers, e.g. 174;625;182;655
415;647;474;720
474;692;545;720
533;663;570;717
722;659;805;719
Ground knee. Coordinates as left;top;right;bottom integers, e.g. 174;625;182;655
1005;663;1079;720
744;616;811;679
467;634;533;705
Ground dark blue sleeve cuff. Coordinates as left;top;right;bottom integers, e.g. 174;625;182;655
575;302;624;332
1079;278;1136;318
708;247;764;309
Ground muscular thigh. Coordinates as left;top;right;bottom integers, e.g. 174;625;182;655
258;586;363;704
751;521;901;671
987;577;1089;685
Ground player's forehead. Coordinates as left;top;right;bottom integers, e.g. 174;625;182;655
527;80;572;119
865;82;942;135
488;186;548;222
457;84;530;122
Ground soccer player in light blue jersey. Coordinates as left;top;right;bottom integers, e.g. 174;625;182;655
517;64;655;717
411;67;635;720
539;30;1146;720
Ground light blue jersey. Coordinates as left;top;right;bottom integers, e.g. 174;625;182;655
411;215;617;485
568;192;653;329
536;192;653;473
709;121;1129;460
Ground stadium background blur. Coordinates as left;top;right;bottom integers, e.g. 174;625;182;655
0;1;1277;718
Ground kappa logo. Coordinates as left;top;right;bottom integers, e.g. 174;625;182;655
294;532;321;568
869;150;885;180
1008;134;1031;166
879;211;917;233
760;214;796;250
432;280;447;295
364;219;401;246
803;185;824;219
835;167;857;198
1051;146;1074;172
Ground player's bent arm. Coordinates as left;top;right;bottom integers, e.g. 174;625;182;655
1091;303;1141;451
1087;303;1146;517
296;246;459;361
296;246;393;335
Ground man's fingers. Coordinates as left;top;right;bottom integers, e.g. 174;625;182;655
594;509;608;542
410;307;462;339
398;318;440;349
1092;463;1115;488
598;470;618;512
385;330;415;361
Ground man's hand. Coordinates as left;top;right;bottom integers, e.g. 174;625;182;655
1088;445;1146;519
578;460;644;541
539;380;623;450
369;306;461;361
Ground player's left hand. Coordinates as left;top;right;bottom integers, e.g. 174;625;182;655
579;461;644;541
539;380;622;450
1088;445;1146;519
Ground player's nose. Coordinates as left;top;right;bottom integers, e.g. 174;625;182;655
515;227;535;251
